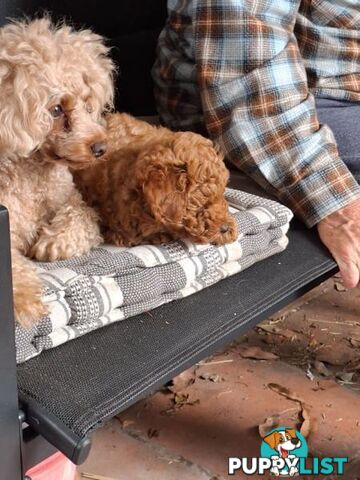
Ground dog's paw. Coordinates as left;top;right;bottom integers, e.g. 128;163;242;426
31;233;91;262
104;229;173;247
13;284;48;329
210;217;238;246
104;231;125;247
147;232;174;245
31;237;73;261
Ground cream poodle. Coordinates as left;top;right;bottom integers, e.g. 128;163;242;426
0;18;114;327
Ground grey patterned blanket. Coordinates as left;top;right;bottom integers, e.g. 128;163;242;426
15;188;293;363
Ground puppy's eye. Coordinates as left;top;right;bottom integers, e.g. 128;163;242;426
50;104;63;118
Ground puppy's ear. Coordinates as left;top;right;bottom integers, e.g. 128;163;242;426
137;148;189;226
77;30;115;114
174;132;229;195
0;62;52;156
263;432;278;450
286;429;297;439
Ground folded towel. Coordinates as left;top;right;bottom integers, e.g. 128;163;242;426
15;188;293;363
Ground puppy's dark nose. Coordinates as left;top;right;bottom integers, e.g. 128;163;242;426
220;223;229;234
291;438;299;445
91;142;107;157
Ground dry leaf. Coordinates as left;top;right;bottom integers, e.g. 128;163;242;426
147;428;159;439
315;345;355;366
174;393;190;406
308;335;318;348
162;393;200;415
116;418;135;429
199;373;224;382
177;394;199;407
334;282;346;292
258;414;280;437
299;404;312;438
336;371;355;383
349;337;360;349
258;324;300;343
258;324;282;335
258;325;297;339
239;346;279;361
313;360;332;377
167;368;197;392
345;358;360;372
267;384;314;439
267;383;304;404
268;315;286;325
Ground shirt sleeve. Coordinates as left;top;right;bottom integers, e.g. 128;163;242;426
154;0;360;227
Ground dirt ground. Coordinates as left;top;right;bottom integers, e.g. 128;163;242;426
78;276;360;480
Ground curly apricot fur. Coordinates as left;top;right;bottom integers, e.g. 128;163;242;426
73;113;238;247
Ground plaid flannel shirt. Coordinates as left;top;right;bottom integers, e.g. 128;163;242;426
152;0;360;227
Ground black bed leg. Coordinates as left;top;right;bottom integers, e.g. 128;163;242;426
0;207;23;480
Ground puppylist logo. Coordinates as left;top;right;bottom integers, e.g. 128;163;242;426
228;427;348;477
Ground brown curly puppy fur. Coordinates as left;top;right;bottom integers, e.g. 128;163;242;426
73;113;237;247
0;18;114;326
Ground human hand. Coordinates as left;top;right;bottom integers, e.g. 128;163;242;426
317;198;360;288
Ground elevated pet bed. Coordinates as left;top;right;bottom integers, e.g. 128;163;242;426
15;179;337;463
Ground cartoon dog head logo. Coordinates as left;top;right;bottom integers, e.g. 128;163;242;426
260;427;308;477
264;428;301;459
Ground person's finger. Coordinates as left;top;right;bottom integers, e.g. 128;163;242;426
335;257;360;289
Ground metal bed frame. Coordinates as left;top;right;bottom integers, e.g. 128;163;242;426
0;204;338;479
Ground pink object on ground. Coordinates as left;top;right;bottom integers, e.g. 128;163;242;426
26;451;76;480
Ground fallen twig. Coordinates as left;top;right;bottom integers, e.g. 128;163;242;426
196;359;234;366
267;383;314;438
80;473;118;480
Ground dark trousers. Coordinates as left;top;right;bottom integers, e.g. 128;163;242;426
315;98;360;183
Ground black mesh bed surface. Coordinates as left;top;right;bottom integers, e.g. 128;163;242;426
17;218;337;464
